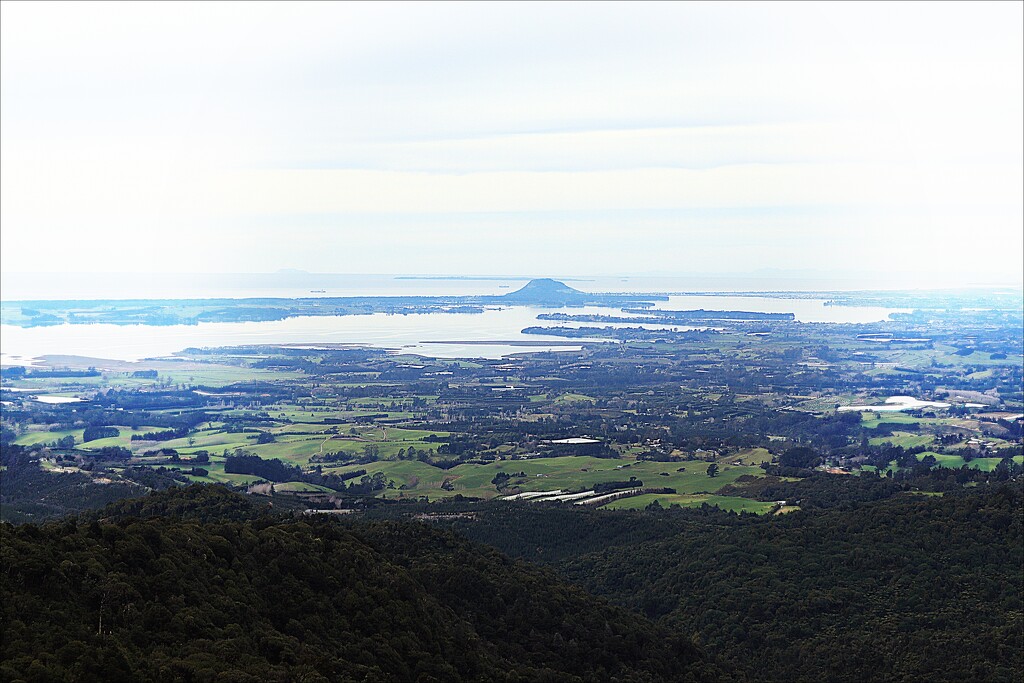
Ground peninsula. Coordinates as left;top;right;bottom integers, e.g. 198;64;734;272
0;279;667;328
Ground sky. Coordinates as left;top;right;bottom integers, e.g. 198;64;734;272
2;1;1022;283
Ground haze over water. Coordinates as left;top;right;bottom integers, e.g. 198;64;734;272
0;275;906;364
0;271;998;303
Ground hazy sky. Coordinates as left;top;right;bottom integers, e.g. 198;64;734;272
2;1;1022;282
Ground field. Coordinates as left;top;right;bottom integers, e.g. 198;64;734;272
867;432;933;448
602;493;779;513
5;305;1020;520
860;414;922;429
915;452;1024;471
315;452;776;512
2;362;302;391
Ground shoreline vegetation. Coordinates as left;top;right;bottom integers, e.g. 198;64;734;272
4;278;1021;331
0;279;666;328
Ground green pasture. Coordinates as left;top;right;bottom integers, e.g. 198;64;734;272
860;414;922;429
602;493;778;514
321;454;770;501
247;436;333;463
860;462;900;476
724;447;772;465
14;428;84;447
266;408;417;421
915;452;1023;471
327;460;452;491
347;397;431;407
795;395;863;412
80;426;164;450
868;432;934;448
877;345;1022;370
160;367;304;386
4;364;301;392
5;376;143;391
627;462;766;495
269;423;333;435
257;408;322;420
553;393;596;404
321;439;446;461
325;456;626;500
133;422;452;464
113;459;263;486
373;427;450;442
157;430;254;452
172;425;455;467
859;453;1022;475
272;481;336;493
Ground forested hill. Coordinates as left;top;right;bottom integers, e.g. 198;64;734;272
1;486;724;683
447;483;1024;683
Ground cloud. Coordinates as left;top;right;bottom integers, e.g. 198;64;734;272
142;163;1024;215
1;1;1021;281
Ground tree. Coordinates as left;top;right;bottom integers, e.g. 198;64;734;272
779;446;821;469
83;426;119;443
706;463;720;478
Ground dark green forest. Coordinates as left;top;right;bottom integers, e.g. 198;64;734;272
1;486;722;683
3;479;1021;682
443;479;1023;682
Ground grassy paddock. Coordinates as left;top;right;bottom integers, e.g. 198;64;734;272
319;454;770;501
916;452;1024;471
868;432;934;448
602;493;778;514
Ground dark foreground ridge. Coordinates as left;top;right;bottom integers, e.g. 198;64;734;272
446;480;1024;683
1;486;723;683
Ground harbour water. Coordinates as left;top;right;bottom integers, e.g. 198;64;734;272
0;276;906;364
0;271;944;302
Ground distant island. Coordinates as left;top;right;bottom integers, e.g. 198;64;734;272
395;275;590;282
503;278;594;305
0;279;668;328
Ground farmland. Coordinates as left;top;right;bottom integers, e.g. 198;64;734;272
2;287;1020;522
1;288;1021;683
